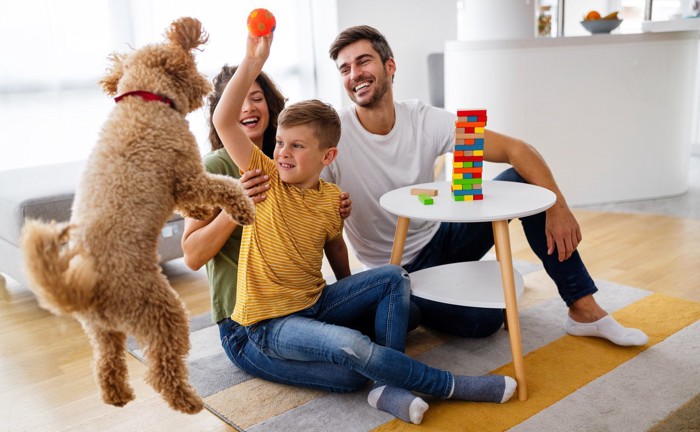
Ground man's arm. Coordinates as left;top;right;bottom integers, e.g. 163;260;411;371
212;35;272;171
324;236;351;280
484;129;582;262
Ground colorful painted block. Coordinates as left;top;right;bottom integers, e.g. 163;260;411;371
418;193;434;205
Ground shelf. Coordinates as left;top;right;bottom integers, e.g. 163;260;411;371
409;261;524;309
642;18;700;33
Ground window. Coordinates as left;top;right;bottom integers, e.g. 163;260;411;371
0;0;316;171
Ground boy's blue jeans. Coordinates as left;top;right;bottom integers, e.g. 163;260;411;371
219;265;454;396
403;168;599;337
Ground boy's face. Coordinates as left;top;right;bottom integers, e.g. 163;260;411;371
335;39;395;108
274;125;337;189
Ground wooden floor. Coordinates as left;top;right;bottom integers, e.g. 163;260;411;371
1;210;698;431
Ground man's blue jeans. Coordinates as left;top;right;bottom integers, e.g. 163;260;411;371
219;265;454;396
403;168;598;338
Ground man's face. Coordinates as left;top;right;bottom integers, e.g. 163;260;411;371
335;39;395;108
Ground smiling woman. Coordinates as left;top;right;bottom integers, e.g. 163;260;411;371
0;0;316;171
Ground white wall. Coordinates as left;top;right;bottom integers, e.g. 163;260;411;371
314;0;458;108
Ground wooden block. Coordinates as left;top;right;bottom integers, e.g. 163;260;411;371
418;193;434;205
453;178;483;185
456;109;487;117
410;188;438;196
455;116;486;127
454;155;484;163
455;133;485;139
453;189;481;196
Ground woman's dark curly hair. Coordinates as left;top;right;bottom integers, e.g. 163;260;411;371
207;65;286;157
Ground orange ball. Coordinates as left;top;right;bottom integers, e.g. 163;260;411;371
247;8;276;37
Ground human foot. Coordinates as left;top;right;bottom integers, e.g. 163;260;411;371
368;384;429;424
565;315;648;346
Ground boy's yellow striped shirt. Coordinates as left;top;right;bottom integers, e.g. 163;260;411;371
232;146;343;326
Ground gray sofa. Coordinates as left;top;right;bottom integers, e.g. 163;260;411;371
0;161;184;288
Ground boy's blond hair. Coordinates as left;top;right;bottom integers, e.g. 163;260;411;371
277;99;341;149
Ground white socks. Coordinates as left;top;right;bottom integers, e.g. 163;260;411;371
368;384;429;424
565;315;649;346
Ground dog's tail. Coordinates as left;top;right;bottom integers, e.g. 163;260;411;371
20;220;97;315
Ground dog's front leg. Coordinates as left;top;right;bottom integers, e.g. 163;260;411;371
175;173;255;226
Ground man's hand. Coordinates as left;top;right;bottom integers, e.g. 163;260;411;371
339;192;352;220
241;169;270;204
545;202;582;262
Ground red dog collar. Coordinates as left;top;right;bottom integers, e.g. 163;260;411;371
114;91;175;109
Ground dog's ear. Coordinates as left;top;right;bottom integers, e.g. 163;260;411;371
164;17;213;111
99;52;126;96
167;17;208;52
186;72;213;111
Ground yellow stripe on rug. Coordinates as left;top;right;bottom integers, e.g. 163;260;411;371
204;377;323;430
373;293;700;432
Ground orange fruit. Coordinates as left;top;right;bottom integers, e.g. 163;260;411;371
585;10;601;20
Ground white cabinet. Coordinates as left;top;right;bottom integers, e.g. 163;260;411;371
445;31;699;205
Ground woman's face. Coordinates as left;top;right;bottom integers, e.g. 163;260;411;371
238;80;270;147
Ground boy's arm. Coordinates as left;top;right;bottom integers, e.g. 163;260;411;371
212;35;273;171
324;236;351;281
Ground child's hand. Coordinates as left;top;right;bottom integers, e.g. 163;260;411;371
245;33;273;66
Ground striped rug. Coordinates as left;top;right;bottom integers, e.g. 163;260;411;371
128;265;700;431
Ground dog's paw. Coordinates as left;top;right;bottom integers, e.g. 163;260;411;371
222;197;255;226
169;386;204;414
102;384;136;408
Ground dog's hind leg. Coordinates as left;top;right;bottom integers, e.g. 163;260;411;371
140;290;204;414
85;324;135;407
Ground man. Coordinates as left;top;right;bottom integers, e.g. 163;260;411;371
246;25;647;346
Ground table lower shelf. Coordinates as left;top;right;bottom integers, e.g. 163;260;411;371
409;261;524;308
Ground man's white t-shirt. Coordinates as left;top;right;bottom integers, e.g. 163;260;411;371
321;100;455;269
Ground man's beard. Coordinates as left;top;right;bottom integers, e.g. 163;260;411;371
351;72;390;108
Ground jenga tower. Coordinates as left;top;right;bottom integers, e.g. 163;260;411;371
452;109;486;201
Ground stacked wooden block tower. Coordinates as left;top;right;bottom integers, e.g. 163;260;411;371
452;109;486;201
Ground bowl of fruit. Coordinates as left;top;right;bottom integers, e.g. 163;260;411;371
580;11;622;34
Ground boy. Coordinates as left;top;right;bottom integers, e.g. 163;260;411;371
212;33;515;425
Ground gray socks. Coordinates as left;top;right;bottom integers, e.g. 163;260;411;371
368;383;429;424
449;375;517;403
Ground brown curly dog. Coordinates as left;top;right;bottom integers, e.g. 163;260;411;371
20;17;254;414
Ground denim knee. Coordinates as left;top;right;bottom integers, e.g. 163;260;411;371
331;329;375;367
383;264;411;295
494;167;526;184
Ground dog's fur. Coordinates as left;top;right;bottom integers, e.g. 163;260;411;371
20;17;255;414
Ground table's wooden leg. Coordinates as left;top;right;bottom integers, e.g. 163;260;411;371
390;216;410;265
492;220;528;401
